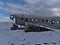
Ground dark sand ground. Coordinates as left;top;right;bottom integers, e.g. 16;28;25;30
0;21;60;45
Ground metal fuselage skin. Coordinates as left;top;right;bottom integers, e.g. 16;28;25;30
10;14;60;29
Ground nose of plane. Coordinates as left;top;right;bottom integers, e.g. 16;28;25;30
10;16;16;24
10;15;14;20
10;15;16;23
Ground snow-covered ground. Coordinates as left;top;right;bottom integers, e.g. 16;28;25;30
0;21;60;45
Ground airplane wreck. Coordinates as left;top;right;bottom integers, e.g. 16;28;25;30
10;14;60;32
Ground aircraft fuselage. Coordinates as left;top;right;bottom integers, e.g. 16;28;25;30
10;14;60;30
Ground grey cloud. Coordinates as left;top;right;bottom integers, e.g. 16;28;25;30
1;0;60;17
25;0;60;16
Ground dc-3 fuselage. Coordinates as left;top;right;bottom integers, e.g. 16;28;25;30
10;14;60;32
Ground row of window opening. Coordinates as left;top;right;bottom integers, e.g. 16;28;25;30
30;19;60;24
21;17;60;24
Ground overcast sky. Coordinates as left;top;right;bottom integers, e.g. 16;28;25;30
0;0;60;19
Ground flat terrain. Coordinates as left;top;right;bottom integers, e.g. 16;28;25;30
0;21;60;45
